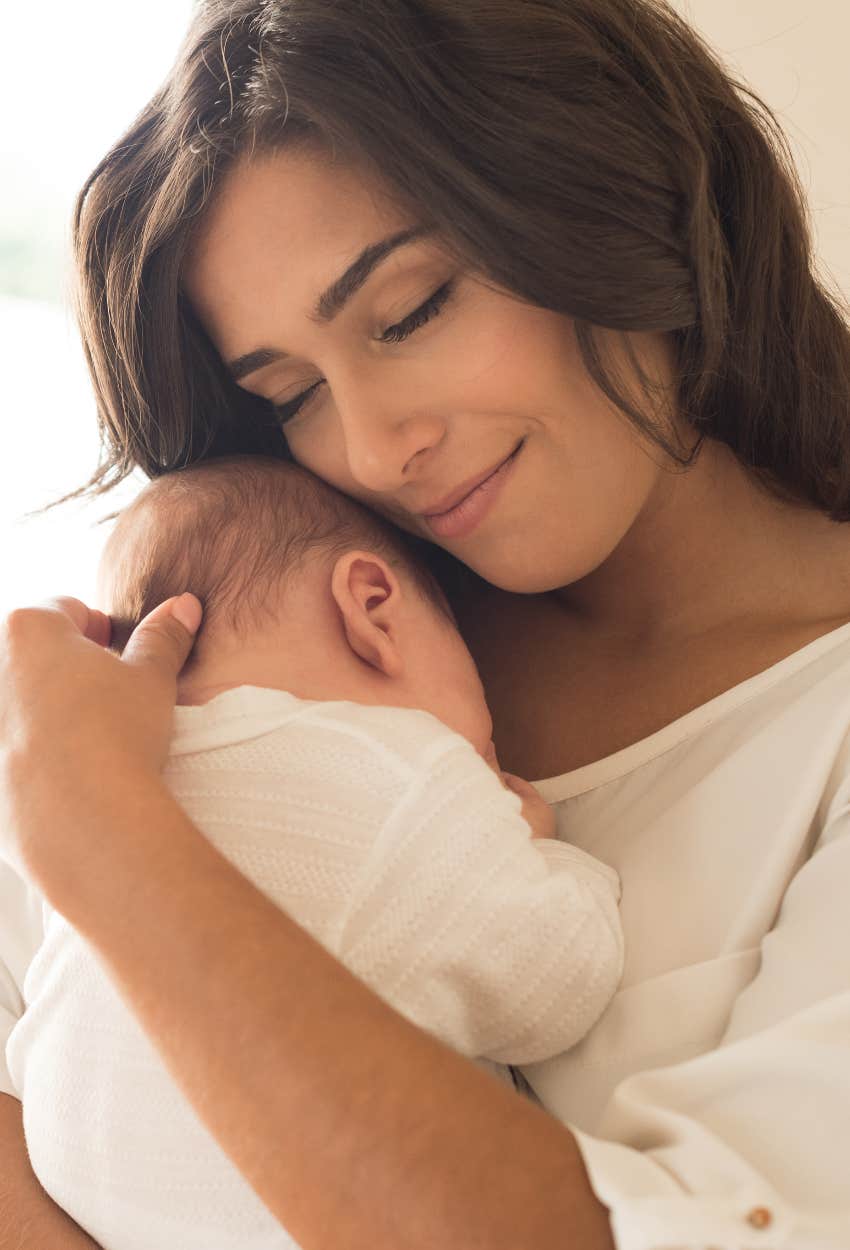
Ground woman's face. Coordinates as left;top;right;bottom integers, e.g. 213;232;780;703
186;147;675;594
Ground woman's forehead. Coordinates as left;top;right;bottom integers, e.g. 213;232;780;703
184;148;417;351
188;150;409;290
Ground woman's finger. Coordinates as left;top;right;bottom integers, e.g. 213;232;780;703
31;597;113;647
85;608;113;648
121;593;203;676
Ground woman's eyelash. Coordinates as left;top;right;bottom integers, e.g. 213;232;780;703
379;279;454;345
272;280;455;425
273;380;323;425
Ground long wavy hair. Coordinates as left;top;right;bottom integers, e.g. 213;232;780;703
73;0;850;519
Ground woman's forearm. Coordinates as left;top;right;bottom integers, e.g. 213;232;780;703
30;775;614;1250
0;1094;102;1249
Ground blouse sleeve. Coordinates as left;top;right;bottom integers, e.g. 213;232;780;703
332;733;624;1065
0;857;45;1099
570;774;850;1250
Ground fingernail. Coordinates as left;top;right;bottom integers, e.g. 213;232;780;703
171;593;202;634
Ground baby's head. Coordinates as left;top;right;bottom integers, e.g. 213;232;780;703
99;455;493;755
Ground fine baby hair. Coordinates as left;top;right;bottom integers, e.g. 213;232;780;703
101;454;452;665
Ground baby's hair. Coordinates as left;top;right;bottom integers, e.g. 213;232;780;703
104;455;453;659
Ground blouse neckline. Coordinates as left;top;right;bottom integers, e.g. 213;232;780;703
533;618;850;802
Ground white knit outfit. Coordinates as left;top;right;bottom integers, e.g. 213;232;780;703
3;688;623;1250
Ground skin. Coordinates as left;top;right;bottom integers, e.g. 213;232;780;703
2;144;850;1248
192;550;497;753
185;146;676;600
101;531;496;754
101;521;554;834
0;1093;100;1248
187;145;850;776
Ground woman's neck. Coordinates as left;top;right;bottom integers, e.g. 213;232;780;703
552;439;850;646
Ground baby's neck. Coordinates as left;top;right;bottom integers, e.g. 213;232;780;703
177;641;387;709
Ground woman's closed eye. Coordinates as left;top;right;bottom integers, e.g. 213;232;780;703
379;278;454;345
272;279;455;425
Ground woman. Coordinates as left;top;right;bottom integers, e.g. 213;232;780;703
1;0;849;1246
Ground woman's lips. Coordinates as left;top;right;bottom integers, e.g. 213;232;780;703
422;442;523;540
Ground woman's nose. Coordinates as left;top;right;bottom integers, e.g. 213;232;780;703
334;378;446;494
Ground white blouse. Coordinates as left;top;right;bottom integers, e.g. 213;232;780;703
523;619;850;1250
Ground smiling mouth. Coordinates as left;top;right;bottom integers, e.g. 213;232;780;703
423;440;525;518
421;440;524;540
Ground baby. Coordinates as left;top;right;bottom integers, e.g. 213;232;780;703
6;455;623;1250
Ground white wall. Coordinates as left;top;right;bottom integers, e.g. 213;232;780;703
0;4;195;615
673;0;850;297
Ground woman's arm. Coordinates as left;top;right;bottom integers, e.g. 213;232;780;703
0;1095;102;1249
0;599;614;1250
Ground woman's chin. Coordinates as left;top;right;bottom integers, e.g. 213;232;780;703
462;556;574;597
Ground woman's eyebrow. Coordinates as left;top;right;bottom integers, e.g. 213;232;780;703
227;224;430;382
312;224;430;323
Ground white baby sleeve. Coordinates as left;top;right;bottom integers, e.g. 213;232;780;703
331;733;624;1065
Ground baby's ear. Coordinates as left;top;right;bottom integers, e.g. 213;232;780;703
330;551;404;678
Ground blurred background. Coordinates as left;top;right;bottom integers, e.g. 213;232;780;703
0;1;848;617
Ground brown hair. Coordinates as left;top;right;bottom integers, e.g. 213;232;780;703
104;455;455;661
74;0;850;520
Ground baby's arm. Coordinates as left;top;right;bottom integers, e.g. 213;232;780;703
481;739;555;841
166;710;621;1069
499;772;556;840
332;733;623;1066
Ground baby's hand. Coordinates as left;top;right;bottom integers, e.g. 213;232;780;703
482;741;555;839
500;772;556;840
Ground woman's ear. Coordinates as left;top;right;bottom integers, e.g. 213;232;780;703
330;550;404;678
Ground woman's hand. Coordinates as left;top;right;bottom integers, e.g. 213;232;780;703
0;593;201;887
